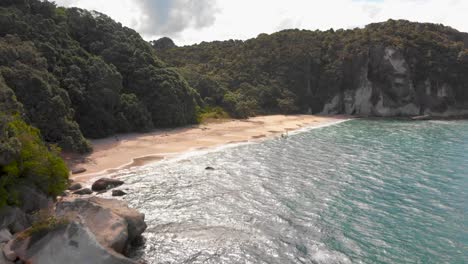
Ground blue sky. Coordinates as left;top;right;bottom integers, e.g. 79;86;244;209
54;0;468;45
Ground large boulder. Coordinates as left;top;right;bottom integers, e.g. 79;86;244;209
55;197;146;254
86;197;146;243
0;243;14;264
0;206;30;234
68;182;82;191
0;229;12;243
17;185;52;214
5;221;137;264
92;178;124;192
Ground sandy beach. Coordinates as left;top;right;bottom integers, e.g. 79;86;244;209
65;115;349;182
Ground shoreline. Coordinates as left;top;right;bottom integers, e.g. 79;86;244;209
65;115;351;183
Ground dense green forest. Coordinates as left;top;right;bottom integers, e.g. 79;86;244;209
0;0;200;206
156;20;468;118
1;0;468;206
0;0;199;153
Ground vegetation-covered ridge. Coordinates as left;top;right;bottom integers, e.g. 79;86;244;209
0;0;200;153
155;19;468;118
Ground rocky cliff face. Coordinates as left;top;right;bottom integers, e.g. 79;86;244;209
158;20;468;118
321;46;468;117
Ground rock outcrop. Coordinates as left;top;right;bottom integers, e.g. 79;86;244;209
92;178;125;192
321;46;468;117
73;188;93;195
56;197;146;254
5;222;137;264
0;206;30;234
68;182;83;191
5;197;146;264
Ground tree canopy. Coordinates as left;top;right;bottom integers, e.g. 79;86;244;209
157;20;468;117
0;0;199;152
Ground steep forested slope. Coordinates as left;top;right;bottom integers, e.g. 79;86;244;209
156;20;468;118
0;0;199;153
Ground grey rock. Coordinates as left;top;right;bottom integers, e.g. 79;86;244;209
0;229;12;243
17;186;51;214
71;167;86;174
68;183;82;191
87;197;146;244
112;190;127;197
0;207;29;234
2;241;16;261
92;178;124;192
0;243;14;264
56;197;146;254
73;188;93;195
7;222;136;264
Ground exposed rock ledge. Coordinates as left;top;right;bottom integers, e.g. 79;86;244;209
2;197;146;264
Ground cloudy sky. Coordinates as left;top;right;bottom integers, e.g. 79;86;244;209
54;0;467;46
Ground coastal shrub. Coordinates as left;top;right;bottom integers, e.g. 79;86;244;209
196;106;230;123
0;116;69;207
19;209;69;239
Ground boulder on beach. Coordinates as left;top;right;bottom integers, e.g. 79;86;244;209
71;167;87;174
5;221;137;264
55;197;146;253
68;183;82;191
0;206;30;234
92;178;124;192
0;244;14;264
112;190;127;197
17;185;52;214
73;188;93;195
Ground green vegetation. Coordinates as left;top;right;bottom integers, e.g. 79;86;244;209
0;0;199;152
19;209;69;239
196;106;230;123
158;20;468;117
1;1;468;210
0;114;69;207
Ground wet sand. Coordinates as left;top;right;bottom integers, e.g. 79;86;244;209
65;115;349;182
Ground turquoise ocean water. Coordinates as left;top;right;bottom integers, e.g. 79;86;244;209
114;119;467;264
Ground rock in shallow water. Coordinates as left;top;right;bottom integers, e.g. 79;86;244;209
68;183;82;191
73;188;93;195
92;178;124;192
112;190;127;196
71;167;86;174
6;222;137;264
0;207;29;234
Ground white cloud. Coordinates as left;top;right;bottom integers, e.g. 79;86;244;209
53;0;468;46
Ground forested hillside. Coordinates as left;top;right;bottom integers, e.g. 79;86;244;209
2;0;468;208
156;20;468;118
0;0;199;153
0;0;201;207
